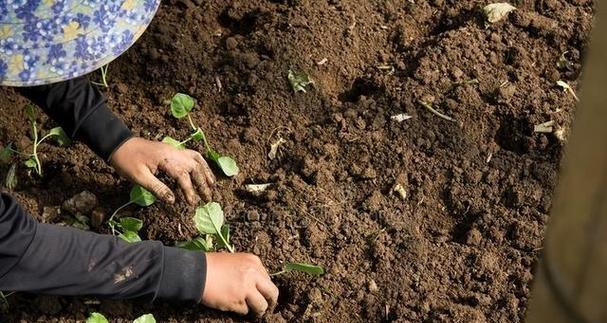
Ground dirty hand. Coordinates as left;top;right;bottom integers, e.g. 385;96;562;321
110;137;215;205
202;253;279;317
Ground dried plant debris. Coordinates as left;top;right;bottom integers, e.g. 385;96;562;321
483;3;516;23
534;120;555;133
391;114;413;122
268;138;287;160
556;80;580;102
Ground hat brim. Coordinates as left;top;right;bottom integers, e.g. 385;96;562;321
0;0;161;87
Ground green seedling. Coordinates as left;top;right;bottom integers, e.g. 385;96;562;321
87;313;156;323
288;69;315;93
192;202;234;253
91;64;109;88
133;314;156;323
418;100;456;122
107;185;155;241
0;291;14;310
180;202;324;280
164;93;239;177
22;105;71;175
176;235;214;252
271;262;325;277
87;313;108;323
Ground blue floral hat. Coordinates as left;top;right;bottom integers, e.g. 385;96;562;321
0;0;160;87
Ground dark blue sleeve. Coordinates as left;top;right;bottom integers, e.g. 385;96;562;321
0;193;206;302
17;76;132;161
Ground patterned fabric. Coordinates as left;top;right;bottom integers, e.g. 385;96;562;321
0;0;160;86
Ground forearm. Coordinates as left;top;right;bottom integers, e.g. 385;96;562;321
17;76;132;160
0;193;206;301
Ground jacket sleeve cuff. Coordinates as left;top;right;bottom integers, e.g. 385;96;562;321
77;104;132;161
156;247;206;302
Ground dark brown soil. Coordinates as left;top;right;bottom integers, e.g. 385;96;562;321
0;0;595;322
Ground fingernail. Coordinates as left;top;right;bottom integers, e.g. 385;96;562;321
166;193;175;204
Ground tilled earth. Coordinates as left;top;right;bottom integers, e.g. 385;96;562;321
0;0;595;322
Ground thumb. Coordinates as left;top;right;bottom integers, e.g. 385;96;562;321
137;170;176;204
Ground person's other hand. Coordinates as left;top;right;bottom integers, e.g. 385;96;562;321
202;253;279;317
110;137;215;205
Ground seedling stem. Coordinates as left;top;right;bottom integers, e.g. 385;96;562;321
91;65;109;88
187;114;196;131
107;201;133;235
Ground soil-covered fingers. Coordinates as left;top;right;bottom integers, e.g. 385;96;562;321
161;161;200;205
175;169;199;205
256;276;279;313
189;150;215;185
246;291;269;317
138;169;176;204
191;166;213;202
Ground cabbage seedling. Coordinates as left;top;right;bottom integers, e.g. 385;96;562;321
86;313;108;323
87;312;156;323
165;93;239;177
288;69;315;93
107;185;155;241
271;262;325;277
133;314;156;323
193;202;234;253
22;105;71;176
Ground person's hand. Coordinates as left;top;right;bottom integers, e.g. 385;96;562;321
110;137;215;205
202;253;279;317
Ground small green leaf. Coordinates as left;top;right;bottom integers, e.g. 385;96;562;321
177;236;213;251
120;217;143;232
24;158;38;169
217;156;239;177
194;202;224;235
285;263;325;276
191;128;204;141
133;314;156;323
119;231;141;243
288;69;315;93
221;225;230;242
48;127;72;146
5;163;17;191
86;312;109;323
162;136;185;149
170;93;195;119
129;185;156;207
0;144;13;164
25;105;36;121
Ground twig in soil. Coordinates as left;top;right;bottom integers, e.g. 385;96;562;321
418;100;456;122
